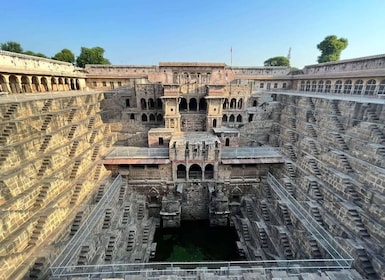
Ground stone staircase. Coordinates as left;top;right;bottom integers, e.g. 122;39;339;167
68;140;79;157
105;235;116;262
126;230;135;251
369;124;385;145
102;209;112;229
241;221;250;242
258;228;269;248
118;186;126;202
366;108;379;122
279;232;294;259
28;215;48;246
308;139;319;155
284;181;295;196
93;163;103;181
310;207;324;226
142;225;150;245
39;134;52;152
260;202;270;222
69;160;81;179
330;100;341;116
33;184;49;208
285;144;297;161
86;105;93;116
70;211;83;236
279;203;292;225
342;179;361;205
308;158;321;176
37;157;51;177
263;183;272;199
77;245;90;265
89;130;98;144
29;257;48;279
88;117;95;129
337;153;354;173
137;203;145;220
288;117;296;129
122;205;130;224
40;114;53;132
285;162;296;179
307;124;317;138
332;132;349;150
356;248;377;279
307;98;315;111
94;184;105;203
309;181;323;201
41;99;53;112
67;124;78;139
70;183;82;205
67;108;77;122
0;121;16;145
330;115;344;132
0;148;11;166
287;130;296;144
347;209;370;239
2;103;19;120
308;239;322;259
91;145;100;161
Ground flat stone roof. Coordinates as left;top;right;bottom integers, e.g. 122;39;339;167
170;132;219;144
148;128;175;133
159;62;226;67
213;127;239;134
105;147;169;159
221;147;284;164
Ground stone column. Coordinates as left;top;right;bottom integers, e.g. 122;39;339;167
1;74;12;93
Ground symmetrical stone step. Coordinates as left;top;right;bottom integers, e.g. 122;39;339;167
366;108;379;121
29;257;47;279
2;103;19;120
91;145;100;161
86;105;93;116
307;98;315;111
39;134;52;152
105;135;113;147
69;140;79;157
77;245;90;265
310;207;324;226
279;232;293;259
40;114;53;131
67;108;77;123
310;181;323;201
87;117;95;129
288;117;296;129
37;157;51;177
95;184;105;203
330;115;344;132
94;164;102;181
279;203;292;225
122;205;130;224
357;249;377;279
0;148;11;166
308;139;319;155
241;222;250;241
308;158;321;176
286;162;296;178
142;226;150;244
118;186;126;202
369;124;385;145
137;203;145;220
258;228;269;248
348;209;370;239
263;183;272;199
41;99;53;112
67;124;78;139
70;211;84;236
284;181;295;196
28;215;48;246
105;236;116;262
89;130;98;144
285;144;297;161
337;153;354;173
126;230;135;251
102;209;112;229
307;124;317;138
260;202;270;222
330;100;341;116
70;160;81;179
342;179;361;205
332;132;349;151
308;239;322;259
67;96;76;107
70;183;82;205
244;200;254;219
287;130;296;143
0;122;17;145
33;184;49;208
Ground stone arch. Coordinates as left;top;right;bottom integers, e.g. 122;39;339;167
213;119;217;128
21;75;31;93
189;164;202;179
32;76;40;92
334;80;342;93
311;81;317;92
0;75;7;92
252;100;257;107
130;113;135;120
149;113;155;122
300;81;305;91
177;164;186;179
141;98;147;110
148;98;155;109
51;77;58;91
236;114;242;122
141;113;148;122
70;78;76;90
230;98;236;109
305;81;311;91
225;138;230;146
325;80;331;93
353;80;364;95
41;77;49;92
64;78;70;91
75;79;80;90
317;81;324;92
157;114;163;122
230;186;242;203
204;164;214;179
179;98;187;111
378;79;385;95
343;80;352;94
364;79;376;95
237;98;243;109
223;99;229;109
58;77;64;91
189;98;197;111
9;75;20;93
222;114;228;122
229;114;235;122
147;187;160;204
199;97;207;111
156;98;163;109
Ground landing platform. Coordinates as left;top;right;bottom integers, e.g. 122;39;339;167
103;147;170;165
221;147;284;164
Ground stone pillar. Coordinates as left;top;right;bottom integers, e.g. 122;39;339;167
1;74;12;93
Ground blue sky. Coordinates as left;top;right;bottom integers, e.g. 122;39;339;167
1;0;384;68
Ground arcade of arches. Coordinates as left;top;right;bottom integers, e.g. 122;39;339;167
177;163;214;180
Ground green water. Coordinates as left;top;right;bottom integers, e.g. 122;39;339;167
152;220;240;262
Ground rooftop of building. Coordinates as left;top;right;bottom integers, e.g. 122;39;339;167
170;132;220;144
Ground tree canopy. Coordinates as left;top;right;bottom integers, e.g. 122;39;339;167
76;47;110;67
264;56;290;67
317;35;348;63
1;41;23;53
53;48;75;63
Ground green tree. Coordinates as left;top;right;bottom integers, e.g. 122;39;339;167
53;48;75;63
1;41;23;53
264;56;290;67
317;35;348;63
23;50;48;58
76;46;110;67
